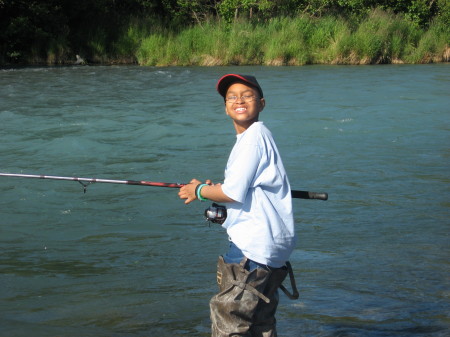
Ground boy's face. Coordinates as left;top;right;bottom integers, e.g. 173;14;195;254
224;82;265;134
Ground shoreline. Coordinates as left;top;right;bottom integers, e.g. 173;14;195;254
2;57;449;68
2;45;449;69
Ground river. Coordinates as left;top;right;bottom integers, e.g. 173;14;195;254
0;64;448;336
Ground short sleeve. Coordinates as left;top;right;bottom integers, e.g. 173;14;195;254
221;141;262;203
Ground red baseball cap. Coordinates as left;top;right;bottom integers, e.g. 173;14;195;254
216;74;264;98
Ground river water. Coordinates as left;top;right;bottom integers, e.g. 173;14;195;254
0;65;448;337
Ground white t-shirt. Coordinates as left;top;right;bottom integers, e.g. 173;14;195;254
221;121;296;267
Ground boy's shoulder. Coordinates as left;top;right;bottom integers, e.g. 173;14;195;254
250;121;272;137
240;122;274;145
248;121;265;132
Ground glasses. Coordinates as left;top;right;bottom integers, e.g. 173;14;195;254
225;95;256;103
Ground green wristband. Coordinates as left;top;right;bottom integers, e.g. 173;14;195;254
195;183;209;201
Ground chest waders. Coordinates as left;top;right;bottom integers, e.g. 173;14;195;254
210;256;299;337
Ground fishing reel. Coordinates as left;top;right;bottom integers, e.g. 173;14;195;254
204;203;227;224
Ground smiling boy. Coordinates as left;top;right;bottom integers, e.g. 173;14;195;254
179;74;296;336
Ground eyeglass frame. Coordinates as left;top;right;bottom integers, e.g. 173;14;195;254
225;95;258;103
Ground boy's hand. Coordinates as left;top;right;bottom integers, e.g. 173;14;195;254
179;178;211;204
179;179;232;204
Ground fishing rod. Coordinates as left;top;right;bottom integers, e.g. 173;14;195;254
0;172;328;200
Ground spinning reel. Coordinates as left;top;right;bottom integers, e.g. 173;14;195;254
204;203;227;224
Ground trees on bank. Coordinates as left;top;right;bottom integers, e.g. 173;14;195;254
0;0;448;65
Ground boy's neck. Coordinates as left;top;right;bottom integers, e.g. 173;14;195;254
233;119;259;134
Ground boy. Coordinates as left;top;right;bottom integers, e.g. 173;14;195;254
178;74;297;336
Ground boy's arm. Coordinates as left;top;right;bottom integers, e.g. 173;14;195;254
178;179;235;204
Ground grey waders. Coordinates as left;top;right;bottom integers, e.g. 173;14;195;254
210;256;299;337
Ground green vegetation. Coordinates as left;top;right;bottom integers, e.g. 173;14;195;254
1;0;448;66
134;9;448;66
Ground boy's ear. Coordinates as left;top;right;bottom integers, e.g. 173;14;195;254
259;97;266;112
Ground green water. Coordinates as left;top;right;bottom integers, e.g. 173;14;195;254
0;65;449;336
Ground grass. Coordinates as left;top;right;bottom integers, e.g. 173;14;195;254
131;8;448;66
12;8;450;66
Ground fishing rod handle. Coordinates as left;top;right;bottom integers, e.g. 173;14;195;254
291;190;328;200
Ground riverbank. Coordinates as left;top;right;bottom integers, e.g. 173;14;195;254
134;10;449;66
4;9;449;67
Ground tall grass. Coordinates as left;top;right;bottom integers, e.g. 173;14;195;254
28;8;446;66
405;19;449;63
334;9;424;64
128;8;448;66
